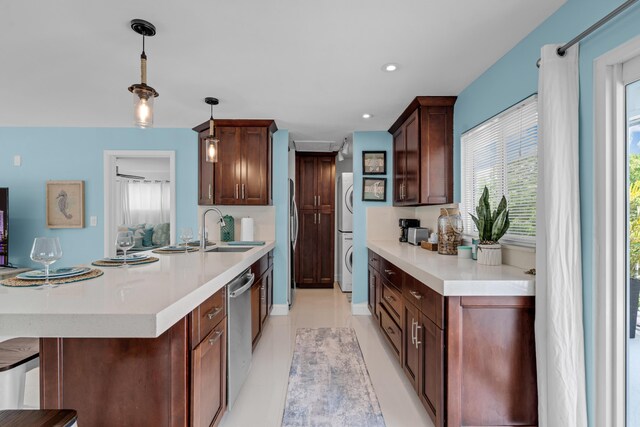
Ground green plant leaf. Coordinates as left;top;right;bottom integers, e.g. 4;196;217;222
491;209;507;241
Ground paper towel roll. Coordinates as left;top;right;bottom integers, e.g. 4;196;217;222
241;217;254;241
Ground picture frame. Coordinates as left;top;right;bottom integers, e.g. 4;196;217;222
46;180;85;228
362;178;387;202
362;151;386;175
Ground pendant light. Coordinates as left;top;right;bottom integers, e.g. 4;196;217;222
128;19;159;128
204;97;220;163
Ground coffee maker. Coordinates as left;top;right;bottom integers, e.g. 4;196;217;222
399;218;420;242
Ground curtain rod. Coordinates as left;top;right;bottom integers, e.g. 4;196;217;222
536;0;639;67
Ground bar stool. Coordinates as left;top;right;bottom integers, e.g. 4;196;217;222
0;338;39;410
0;409;77;427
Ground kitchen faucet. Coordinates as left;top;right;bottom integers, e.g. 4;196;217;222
201;208;226;249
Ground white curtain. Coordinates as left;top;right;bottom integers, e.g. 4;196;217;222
120;180;170;225
536;44;587;426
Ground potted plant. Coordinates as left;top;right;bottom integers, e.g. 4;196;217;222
469;186;510;266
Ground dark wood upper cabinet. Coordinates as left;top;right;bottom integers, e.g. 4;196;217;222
389;96;456;206
193;119;277;206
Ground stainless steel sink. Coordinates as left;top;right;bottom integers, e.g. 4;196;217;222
206;246;253;253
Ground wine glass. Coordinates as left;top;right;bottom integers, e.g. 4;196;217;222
115;231;135;267
30;237;62;287
180;227;193;253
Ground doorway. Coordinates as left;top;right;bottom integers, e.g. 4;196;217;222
103;151;176;257
595;36;640;427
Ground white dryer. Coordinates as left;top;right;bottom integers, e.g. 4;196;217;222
338;231;353;292
338;173;353;232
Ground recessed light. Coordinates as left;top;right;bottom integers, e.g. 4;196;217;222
382;63;399;72
362;113;372;119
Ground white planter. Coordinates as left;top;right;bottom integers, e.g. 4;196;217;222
477;243;502;266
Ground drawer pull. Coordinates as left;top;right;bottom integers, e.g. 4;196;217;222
409;290;423;300
384;269;396;275
209;330;223;345
207;306;224;320
415;324;422;348
385;295;396;303
386;326;395;335
411;319;417;345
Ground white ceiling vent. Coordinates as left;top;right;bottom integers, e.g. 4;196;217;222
294;140;341;153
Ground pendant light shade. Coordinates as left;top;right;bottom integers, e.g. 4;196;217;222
204;97;220;163
128;19;159;128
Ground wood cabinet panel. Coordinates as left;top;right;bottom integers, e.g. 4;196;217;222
404;110;420;205
421;107;452;204
215;127;242;205
447;296;537;427
296;211;318;285
317;211;334;286
402;299;420;391
297;156;317;210
40;319;190;427
260;272;268;326
368;265;377;318
198;132;215;205
191;287;226;349
381;279;402;325
418;314;444;426
317;156;335;210
191;321;227;427
251;278;262;348
393;127;405;205
368;249;380;272
241;127;269;205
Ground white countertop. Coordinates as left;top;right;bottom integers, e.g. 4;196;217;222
0;242;275;338
367;240;535;296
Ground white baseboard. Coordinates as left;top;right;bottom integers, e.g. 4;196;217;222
271;304;289;316
351;303;371;316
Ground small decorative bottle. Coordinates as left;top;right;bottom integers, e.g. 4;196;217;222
437;208;463;255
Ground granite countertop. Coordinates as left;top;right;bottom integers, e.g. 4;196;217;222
367;240;535;297
0;242;275;338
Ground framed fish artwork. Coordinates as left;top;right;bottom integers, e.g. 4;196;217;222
46;180;85;228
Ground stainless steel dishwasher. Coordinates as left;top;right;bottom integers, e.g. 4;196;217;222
227;268;255;409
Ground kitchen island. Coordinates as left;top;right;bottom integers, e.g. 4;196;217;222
367;240;537;427
0;242;275;427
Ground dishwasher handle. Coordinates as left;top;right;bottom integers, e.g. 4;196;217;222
228;272;255;298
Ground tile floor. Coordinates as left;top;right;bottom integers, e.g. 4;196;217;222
220;285;433;427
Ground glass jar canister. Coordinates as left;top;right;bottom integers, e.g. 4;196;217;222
438;208;463;255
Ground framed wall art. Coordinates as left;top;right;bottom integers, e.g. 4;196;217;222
362;177;387;202
362;151;386;175
46;180;85;228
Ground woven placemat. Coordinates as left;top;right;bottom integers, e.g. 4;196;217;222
0;268;104;288
153;247;199;254
91;257;159;267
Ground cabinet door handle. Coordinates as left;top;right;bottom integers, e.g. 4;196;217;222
385;295;396;303
207;306;223;319
384;269;396;276
415;324;422;349
235;184;239;199
208;184;212;200
409;290;423;300
318;195;321;206
318;212;321;225
209;329;223;345
242;183;246;200
386;326;395;335
411;319;416;345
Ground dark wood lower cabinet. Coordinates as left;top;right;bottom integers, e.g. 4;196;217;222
251;255;274;351
370;250;537;427
251;275;262;349
40;287;230;427
192;321;227;427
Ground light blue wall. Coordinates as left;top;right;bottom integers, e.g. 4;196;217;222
352;131;393;305
453;0;640;423
272;129;289;305
0;127;197;267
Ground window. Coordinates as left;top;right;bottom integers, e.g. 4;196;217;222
461;95;538;245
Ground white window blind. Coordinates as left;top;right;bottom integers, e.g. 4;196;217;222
461;95;538;245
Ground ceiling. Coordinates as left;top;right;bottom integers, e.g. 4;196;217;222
0;0;565;144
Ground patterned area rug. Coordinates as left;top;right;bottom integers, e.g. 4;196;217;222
282;328;386;427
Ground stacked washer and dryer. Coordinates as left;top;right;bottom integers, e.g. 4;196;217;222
337;173;353;292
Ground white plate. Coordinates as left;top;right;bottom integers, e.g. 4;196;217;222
18;267;91;280
108;253;149;261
